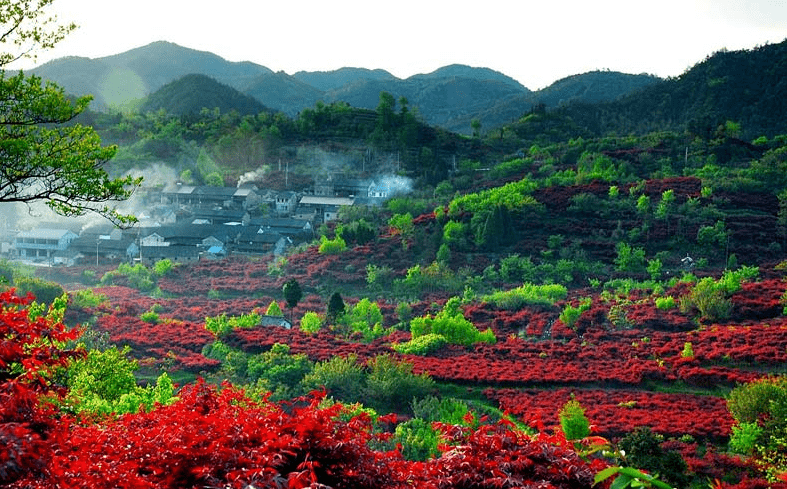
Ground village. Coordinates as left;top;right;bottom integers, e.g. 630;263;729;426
3;175;393;267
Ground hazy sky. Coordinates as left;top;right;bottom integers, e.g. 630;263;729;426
11;0;787;89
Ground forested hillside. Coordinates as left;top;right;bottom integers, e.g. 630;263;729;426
29;40;660;133
560;41;787;140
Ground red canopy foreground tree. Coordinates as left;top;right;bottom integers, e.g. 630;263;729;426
0;289;83;485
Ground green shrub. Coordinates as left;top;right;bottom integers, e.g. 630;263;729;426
0;259;15;284
654;296;676;310
680;276;731;322
62;345;176;415
204;311;261;338
300;311;322;334
152;258;174;277
559;297;592;329
394;418;440;461
265;300;283;317
111;262;156;291
392;333;447;356
245;343;313;400
363;354;435;414
366;264;394;291
395;261;465;297
483;282;567;309
300;354;366;403
318;234;347;254
140;310;160;324
718;265;759;293
13;276;64;305
729;421;763;455
617;427;690;488
411;395;471;426
614;242;646;273
337;298;388;342
726;374;787;479
70;289;109;309
410;297;495;347
559;398;590;441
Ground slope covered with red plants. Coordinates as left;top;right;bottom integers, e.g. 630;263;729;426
16;120;787;489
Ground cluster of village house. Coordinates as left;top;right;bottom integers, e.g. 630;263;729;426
4;176;392;267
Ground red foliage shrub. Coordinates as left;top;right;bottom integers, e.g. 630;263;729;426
485;387;732;441
0;289;84;485
5;382;610;489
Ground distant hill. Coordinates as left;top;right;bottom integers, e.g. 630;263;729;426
139;74;268;116
292;67;396;91
29;41;272;110
438;71;660;134
26;41;662;133
411;64;528;91
558;40;787;139
244;71;326;117
531;70;660;106
34;39;787;138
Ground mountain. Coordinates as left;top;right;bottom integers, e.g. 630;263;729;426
305;65;532;132
26;41;674;133
244;71;325;117
100;41;272;92
531;70;660;106
557;41;787;140
435;71;660;134
292;67;396;91
139;74;268;116
29;41;272;110
411;64;527;91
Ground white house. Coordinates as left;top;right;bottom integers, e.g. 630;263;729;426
14;228;78;260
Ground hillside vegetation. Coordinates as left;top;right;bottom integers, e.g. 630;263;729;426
5;39;787;488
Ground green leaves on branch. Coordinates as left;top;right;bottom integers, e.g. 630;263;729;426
593;466;672;489
0;0;77;67
0;71;141;225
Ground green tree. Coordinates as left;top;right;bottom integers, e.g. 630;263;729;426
300;354;366;403
388;212;414;250
299;311;322;334
282;279;302;320
327;292;345;323
0;1;140;226
364;354;434;414
617;427;690;488
559;398;590;441
614;242;646;273
265;300;283;317
471;118;481;138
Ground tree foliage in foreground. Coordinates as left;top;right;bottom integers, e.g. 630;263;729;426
0;0;140;225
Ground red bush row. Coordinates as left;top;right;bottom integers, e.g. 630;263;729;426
484;387;733;441
9;382;609;489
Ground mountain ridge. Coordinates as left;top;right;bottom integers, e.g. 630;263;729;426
25;40;662;133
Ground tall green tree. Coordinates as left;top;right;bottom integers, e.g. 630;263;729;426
327;292;345;323
282;279;303;321
0;0;140;226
